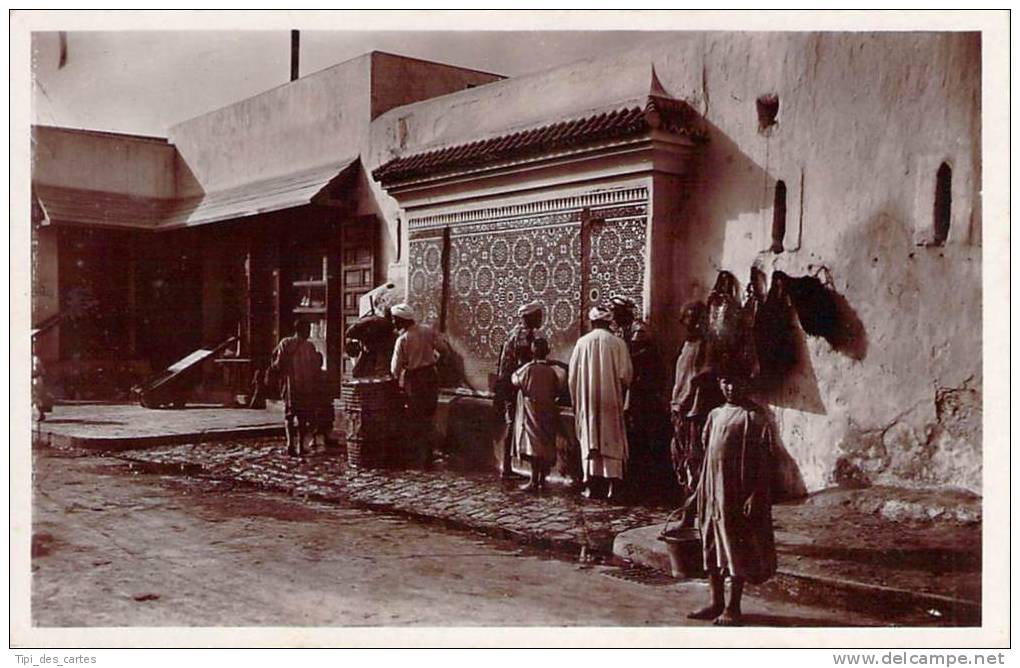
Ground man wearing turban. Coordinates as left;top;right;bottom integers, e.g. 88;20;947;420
390;303;446;468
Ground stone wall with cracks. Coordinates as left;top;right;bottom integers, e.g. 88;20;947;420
659;33;982;495
654;33;983;495
750;204;980;494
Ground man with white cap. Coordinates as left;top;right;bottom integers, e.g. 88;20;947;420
495;300;545;480
390;303;445;467
568;304;633;501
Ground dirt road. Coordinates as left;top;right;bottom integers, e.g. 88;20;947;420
31;447;883;628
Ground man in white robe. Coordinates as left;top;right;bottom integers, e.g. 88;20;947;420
568;305;633;500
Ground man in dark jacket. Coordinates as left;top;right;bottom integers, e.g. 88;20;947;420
610;295;670;499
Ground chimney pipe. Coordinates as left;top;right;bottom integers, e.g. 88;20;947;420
290;30;300;81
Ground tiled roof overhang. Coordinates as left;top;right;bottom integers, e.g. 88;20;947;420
373;96;705;185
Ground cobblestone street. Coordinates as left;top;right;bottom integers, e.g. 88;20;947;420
117;438;665;556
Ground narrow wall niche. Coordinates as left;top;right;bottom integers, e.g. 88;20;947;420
757;94;779;134
771;180;787;253
933;162;952;245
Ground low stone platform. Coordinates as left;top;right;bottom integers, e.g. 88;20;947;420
33;403;285;449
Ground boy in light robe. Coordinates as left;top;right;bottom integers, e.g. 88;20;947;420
511;338;564;492
684;375;777;626
495;301;545;480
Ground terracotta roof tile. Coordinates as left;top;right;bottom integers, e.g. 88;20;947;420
373;100;702;184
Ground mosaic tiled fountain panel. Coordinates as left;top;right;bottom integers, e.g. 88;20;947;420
407;187;648;388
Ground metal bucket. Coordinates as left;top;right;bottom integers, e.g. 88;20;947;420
657;509;703;579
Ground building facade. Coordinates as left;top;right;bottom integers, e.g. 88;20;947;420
32;33;982;494
32;52;501;399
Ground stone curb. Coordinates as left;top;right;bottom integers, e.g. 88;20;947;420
612;525;981;626
762;571;981;626
35;426;285;451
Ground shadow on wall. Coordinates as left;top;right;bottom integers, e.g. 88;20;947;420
664;114;872;495
437;342;470;390
172;155;204;200
674;117;778;307
758;269;868;415
763;292;826;416
672;116;869;379
760;403;808;500
756;269;868;497
436;334;488;395
743;267;823;417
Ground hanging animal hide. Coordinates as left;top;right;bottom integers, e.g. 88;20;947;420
753;271;799;388
785;271;839;339
705;270;746;375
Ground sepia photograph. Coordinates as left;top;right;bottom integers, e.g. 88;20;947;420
11;9;1010;649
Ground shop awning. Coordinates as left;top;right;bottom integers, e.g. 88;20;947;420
33;185;169;230
160;156;360;229
33;156;361;231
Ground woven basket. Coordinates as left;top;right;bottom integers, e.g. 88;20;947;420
341;377;396;468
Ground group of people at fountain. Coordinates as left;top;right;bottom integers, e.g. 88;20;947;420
488;274;779;626
492;296;649;499
272;271;777;625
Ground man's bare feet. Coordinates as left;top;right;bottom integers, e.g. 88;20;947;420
687;603;725;620
712;609;743;626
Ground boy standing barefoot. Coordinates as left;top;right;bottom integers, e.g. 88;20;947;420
685;375;777;626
